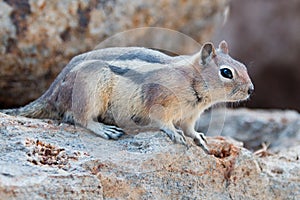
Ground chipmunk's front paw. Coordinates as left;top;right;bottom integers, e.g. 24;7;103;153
194;132;210;154
161;128;187;146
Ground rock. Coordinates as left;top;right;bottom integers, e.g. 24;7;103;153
0;0;229;108
213;0;300;111
197;108;300;151
0;109;299;199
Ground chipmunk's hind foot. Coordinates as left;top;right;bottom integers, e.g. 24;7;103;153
87;121;124;140
102;125;124;139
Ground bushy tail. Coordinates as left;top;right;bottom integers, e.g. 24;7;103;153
1;100;56;119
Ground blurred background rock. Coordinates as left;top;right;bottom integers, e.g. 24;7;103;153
213;0;300;111
0;0;299;112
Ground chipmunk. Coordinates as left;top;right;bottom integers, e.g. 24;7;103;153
1;41;254;153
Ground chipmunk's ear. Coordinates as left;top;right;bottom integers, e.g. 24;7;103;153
200;42;216;65
218;40;229;54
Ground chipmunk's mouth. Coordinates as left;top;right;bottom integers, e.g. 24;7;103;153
228;85;253;102
227;94;249;102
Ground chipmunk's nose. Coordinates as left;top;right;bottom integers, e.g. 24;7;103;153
248;85;254;95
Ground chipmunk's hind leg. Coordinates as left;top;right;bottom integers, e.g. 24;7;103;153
71;60;124;140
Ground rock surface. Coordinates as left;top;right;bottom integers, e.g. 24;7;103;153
197;108;300;151
0;109;299;199
0;0;229;108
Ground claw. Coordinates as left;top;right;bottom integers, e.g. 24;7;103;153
161;128;187;146
199;132;207;144
194;137;210;154
87;121;124;140
104;125;124;140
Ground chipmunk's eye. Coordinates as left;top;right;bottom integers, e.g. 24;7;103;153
220;68;233;79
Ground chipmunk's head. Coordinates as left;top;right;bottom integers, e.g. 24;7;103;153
197;40;254;103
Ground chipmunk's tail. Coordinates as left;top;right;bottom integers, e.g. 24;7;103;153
1;100;57;119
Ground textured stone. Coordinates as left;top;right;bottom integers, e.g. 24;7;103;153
0;109;299;199
0;0;229;108
197;108;300;151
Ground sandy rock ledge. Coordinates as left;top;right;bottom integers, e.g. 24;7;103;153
0;109;299;199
